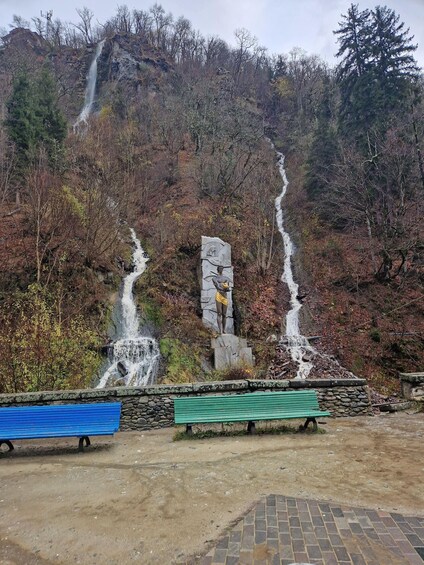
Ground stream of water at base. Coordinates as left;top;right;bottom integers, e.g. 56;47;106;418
97;229;160;388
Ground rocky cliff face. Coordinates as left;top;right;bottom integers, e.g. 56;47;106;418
101;33;170;81
0;28;172;120
1;27;49;55
94;34;172;108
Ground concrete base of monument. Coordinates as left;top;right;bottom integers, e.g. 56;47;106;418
211;334;254;371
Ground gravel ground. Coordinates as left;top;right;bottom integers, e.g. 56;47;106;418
0;411;423;564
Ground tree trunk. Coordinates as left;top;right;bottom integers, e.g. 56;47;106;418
412;113;424;191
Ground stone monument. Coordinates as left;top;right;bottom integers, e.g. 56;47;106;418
201;236;254;370
201;236;234;334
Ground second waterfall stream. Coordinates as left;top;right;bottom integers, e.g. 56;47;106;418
275;151;315;379
97;229;160;388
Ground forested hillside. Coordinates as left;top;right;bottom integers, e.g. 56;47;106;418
0;3;422;394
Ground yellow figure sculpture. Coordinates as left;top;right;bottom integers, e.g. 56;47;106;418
212;266;231;334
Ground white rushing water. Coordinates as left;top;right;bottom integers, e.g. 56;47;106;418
72;39;159;386
97;229;160;388
73;39;105;130
275;151;315;379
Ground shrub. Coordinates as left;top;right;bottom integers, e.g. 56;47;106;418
369;328;381;342
159;337;201;383
217;364;256;381
0;284;101;393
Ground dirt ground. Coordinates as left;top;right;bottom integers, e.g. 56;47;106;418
0;412;423;565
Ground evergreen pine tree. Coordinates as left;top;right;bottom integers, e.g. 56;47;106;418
335;3;419;138
334;3;371;133
5;69;67;174
369;6;419;118
5;74;38;171
305;76;338;200
35;68;67;169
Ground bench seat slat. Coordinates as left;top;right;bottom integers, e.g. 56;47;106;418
1;429;118;440
175;412;329;424
175;410;330;424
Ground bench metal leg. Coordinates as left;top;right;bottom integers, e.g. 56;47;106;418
247;421;256;434
299;418;318;432
0;440;14;453
78;436;91;452
186;425;193;435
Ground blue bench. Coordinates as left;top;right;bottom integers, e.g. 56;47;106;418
0;403;121;453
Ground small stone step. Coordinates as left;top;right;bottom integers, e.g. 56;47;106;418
376;401;416;413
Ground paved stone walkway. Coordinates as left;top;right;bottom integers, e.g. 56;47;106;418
200;495;424;565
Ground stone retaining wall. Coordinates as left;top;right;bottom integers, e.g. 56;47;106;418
399;372;424;401
0;379;370;431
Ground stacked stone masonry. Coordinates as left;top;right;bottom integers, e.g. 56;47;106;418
0;379;371;431
399;372;424;401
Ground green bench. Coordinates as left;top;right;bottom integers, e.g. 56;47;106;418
174;390;330;434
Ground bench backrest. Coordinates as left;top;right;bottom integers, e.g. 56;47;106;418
174;390;329;424
0;403;121;440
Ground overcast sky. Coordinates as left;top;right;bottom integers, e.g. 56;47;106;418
1;0;423;68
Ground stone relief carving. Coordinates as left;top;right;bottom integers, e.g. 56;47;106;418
201;236;234;334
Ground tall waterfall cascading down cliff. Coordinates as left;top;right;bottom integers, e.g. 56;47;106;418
275;151;316;379
73;39;105;129
72;41;160;387
97;229;160;387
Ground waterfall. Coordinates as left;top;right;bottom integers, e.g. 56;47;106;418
72;39;159;387
73;39;105;129
97;229;160;388
275;151;315;379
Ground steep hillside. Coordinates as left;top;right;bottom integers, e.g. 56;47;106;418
0;26;283;390
0;3;423;394
278;153;424;394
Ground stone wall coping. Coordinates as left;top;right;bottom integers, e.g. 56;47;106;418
190;380;249;393
287;379;367;388
247;380;289;390
399;372;424;383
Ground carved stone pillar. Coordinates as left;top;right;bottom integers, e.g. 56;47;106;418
201;236;234;335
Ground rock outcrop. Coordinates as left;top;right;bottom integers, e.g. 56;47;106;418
269;341;359;380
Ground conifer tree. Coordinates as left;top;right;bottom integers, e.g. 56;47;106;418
334;4;371;133
335;3;419;138
35;68;67;169
370;6;419;117
5;74;38;171
5;69;67;174
305;76;338;200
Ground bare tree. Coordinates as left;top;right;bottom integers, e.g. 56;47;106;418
203;36;230;69
149;3;173;50
47;18;65;47
25;151;66;284
10;15;30;29
111;5;134;34
133;9;152;36
0;134;16;205
73;7;94;44
233;28;257;82
329;126;423;280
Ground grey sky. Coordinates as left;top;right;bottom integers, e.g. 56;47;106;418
1;0;423;67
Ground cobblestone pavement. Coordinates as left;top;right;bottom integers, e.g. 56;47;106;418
199;495;424;565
